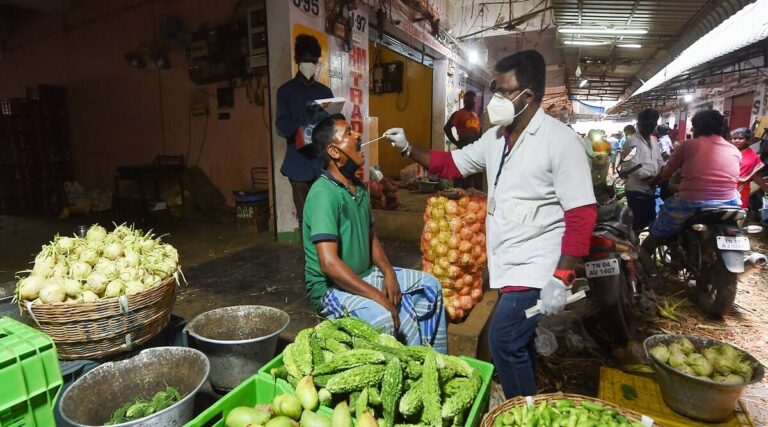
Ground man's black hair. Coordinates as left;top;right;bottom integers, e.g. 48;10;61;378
691;110;724;136
623;124;636;133
295;34;322;59
731;127;752;139
494;50;546;102
656;124;670;136
464;90;476;99
312;113;347;168
636;109;660;137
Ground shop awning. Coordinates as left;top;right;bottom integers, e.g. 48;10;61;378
632;0;768;97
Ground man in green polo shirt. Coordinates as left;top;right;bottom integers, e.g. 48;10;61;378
303;113;447;352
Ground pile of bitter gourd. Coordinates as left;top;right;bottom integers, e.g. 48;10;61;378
270;317;482;427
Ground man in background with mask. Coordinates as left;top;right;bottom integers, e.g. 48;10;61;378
276;34;334;236
383;50;596;397
621;109;665;232
303;114;448;352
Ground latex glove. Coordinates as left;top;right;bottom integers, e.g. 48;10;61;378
383;128;410;152
539;276;569;315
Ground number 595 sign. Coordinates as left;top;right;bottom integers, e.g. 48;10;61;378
293;0;320;16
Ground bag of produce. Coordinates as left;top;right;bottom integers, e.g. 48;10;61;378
420;191;487;320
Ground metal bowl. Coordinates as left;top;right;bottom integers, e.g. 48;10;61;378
58;347;210;427
186;305;290;391
644;334;765;422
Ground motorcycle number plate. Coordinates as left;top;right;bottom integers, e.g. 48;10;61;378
585;259;620;278
716;236;750;251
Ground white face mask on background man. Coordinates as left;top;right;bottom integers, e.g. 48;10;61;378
299;62;317;80
487;89;530;126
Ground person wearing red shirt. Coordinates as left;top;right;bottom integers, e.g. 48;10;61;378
730;128;768;209
444;91;483;189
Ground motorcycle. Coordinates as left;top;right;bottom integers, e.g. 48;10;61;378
583;150;656;346
652;205;764;317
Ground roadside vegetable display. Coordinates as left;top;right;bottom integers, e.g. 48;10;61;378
15;224;181;304
270;317;486;426
420;192;488;320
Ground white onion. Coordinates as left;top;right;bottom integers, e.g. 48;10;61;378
86;271;108;294
70;261;92;280
119;267;139;282
94;259;118;278
32;254;56;277
104;279;125;298
140;238;156;253
18;275;45;301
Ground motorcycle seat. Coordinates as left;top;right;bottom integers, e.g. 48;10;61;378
686;206;744;224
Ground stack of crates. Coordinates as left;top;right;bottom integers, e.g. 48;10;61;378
0;85;73;214
0;317;63;427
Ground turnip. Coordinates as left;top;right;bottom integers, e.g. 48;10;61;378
39;281;66;303
103;242;123;260
105;279;125;298
63;278;82;297
18;275;45;301
668;351;686;368
119;267;139;282
686;353;713;377
676;365;696;376
51;263;68;278
86;224;107;242
86;271;108;294
70;261;92;280
674;338;695;355
140;237;156;254
724;373;745;383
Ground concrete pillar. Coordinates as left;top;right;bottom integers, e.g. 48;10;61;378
431;59;449;151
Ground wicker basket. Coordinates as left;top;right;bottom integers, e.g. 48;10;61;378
480;393;653;427
22;274;178;360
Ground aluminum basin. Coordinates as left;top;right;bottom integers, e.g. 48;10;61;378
644;334;764;422
186;305;290;391
58;347;209;427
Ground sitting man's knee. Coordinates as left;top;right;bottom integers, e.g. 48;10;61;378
362;303;396;334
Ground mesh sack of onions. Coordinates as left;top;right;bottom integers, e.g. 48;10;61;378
420;191;488;320
15;224;183;305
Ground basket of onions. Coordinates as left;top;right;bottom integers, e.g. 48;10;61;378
420;190;488;320
14;224;184;360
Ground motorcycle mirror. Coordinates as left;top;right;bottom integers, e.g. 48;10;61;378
744;225;763;234
621;146;638;162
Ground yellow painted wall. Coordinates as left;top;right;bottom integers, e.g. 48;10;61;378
369;43;433;178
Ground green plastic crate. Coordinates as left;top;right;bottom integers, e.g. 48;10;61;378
184;373;333;427
257;352;495;427
0;317;63;427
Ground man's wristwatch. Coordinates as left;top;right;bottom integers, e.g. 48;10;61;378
553;268;576;288
401;144;412;158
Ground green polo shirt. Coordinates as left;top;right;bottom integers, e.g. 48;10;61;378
303;172;373;311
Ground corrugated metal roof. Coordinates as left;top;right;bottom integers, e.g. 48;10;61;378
551;0;753;100
633;0;768;96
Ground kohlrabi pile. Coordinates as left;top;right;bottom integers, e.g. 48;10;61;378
15;224;180;305
649;337;756;383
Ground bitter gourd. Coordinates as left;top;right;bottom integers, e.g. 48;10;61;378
381;358;404;427
312;349;386;376
325;365;386;394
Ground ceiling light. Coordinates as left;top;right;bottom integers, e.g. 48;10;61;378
559;26;648;35
617;44;642;48
563;40;608;46
580;79;588;88
683;94;694;102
